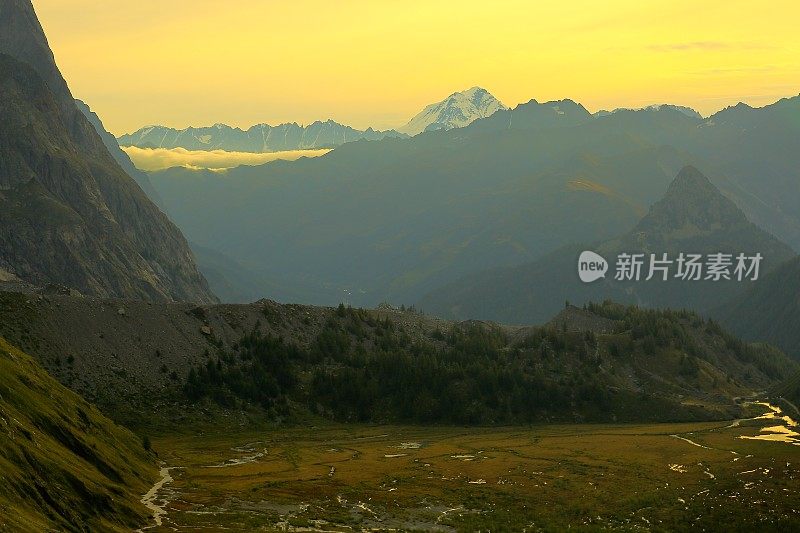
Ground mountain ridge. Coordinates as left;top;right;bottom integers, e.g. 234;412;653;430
118;119;406;153
595;104;702;119
398;86;508;135
76;98;163;205
0;0;215;302
0;288;794;426
419;166;795;325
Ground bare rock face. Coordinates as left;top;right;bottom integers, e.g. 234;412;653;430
0;1;216;303
75;98;164;206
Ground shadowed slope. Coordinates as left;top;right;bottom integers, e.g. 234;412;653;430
0;337;155;531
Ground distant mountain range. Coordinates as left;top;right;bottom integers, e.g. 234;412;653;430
419;166;795;324
116;88;715;157
146;100;696;306
148;93;800;310
0;0;215;302
117;120;406;153
117;86;510;152
397;86;508;135
594;104;702;119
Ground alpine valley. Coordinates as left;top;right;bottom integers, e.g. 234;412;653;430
1;1;800;531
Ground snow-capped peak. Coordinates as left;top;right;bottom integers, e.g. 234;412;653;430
398;87;507;136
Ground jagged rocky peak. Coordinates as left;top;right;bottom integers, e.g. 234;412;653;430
635;165;747;231
118;119;405;152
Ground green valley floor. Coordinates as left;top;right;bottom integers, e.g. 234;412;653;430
139;401;800;532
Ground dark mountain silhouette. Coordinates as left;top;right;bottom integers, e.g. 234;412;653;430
0;0;215;302
420;166;795;324
696;94;800;246
718;256;800;360
150;107;701;306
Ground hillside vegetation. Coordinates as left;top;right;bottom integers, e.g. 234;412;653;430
773;367;800;408
0;338;155;532
182;302;796;425
0;287;794;428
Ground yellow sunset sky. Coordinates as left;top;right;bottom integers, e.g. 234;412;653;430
34;0;800;135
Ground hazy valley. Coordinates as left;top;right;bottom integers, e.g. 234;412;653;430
143;94;800;312
1;0;800;530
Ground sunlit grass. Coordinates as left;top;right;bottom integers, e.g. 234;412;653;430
149;419;800;531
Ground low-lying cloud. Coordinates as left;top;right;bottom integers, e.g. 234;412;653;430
121;146;331;172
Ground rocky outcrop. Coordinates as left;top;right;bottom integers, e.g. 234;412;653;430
0;1;215;302
76;99;164;206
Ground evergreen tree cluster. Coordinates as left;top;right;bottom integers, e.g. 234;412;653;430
181;302;796;424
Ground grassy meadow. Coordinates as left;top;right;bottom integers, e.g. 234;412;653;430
144;403;800;531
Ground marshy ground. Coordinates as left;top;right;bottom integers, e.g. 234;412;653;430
142;402;800;532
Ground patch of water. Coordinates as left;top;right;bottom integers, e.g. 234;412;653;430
204;450;266;468
137;466;175;531
737;402;800;445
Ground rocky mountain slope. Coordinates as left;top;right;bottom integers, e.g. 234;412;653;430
420;166;795;324
0;0;215;302
398;86;507;135
0;288;450;411
0;288;795;426
118;120;405;153
76;99;162;205
0;336;155;531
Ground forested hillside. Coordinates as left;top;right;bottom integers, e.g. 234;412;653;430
182;302;796;425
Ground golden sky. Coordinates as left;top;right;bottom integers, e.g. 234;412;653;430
34;0;800;135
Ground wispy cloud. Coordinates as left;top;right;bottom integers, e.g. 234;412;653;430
121;146;330;172
689;64;796;76
646;41;771;52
